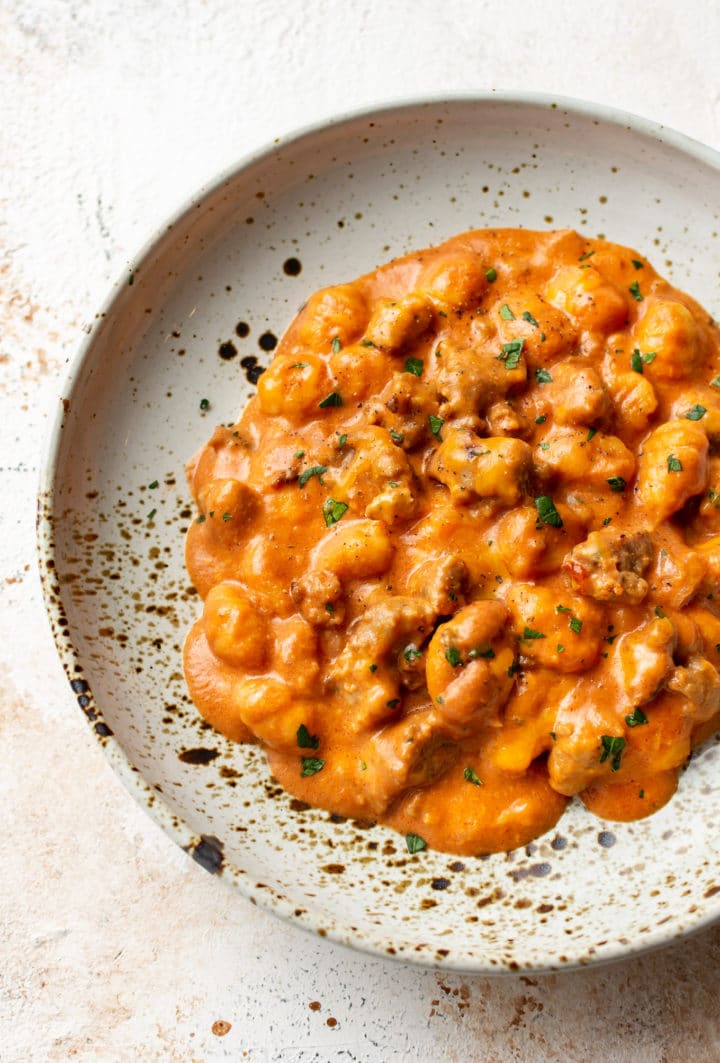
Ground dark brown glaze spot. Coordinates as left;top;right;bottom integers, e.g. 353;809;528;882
705;885;720;898
326;1017;338;1028
321;863;345;875
191;834;224;874
283;257;302;276
218;341;238;361
95;722;113;737
551;834;567;851
235;321;250;338
431;877;450;891
309;1001;321;1012
258;331;277;352
211;1020;232;1037
598;831;616;848
179;747;219;765
70;678;89;694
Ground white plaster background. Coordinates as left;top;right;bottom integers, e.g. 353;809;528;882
2;1;720;1059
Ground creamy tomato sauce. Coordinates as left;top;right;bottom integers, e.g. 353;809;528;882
184;228;720;856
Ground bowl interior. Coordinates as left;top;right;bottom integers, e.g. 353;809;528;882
40;96;720;971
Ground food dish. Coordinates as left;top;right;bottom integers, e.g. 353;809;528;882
39;96;720;971
184;226;720;855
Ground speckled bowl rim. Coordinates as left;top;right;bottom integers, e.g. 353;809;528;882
37;91;720;974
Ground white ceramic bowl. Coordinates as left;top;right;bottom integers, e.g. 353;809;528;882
38;94;720;972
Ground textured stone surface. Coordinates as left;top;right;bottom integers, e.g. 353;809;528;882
3;1;720;1059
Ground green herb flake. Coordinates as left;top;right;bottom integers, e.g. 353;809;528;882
522;310;540;327
522;627;546;640
404;645;422;662
296;724;320;750
538;442;551;451
298;464;327;488
438;309;447;318
389;427;405;445
500;303;515;321
325;602;335;613
549;731;557;740
338;433;347;448
429;414;444;439
607;477;627;493
386;698;400;709
586;427;597;441
463;766;483;787
667;454;683;473
295;450;305;459
557;644;565;654
403;356;424;377
625;707;648;727
468;646;495;660
199;398;210;411
569;616;583;635
578;250;595;262
369;663;378;673
629;280;644;302
535;367;553;384
631;350;644;374
361;339;376;347
322;497;349;527
300;756;325;777
603;516;612;526
406;833;427;854
359;760;367;771
535;414;547;425
148;479;159;489
147;508;156;521
498;338;524;370
711;376;720;388
445;646;463;668
319;391;343;408
485;267;497;282
655;605;666;618
195;514;206;524
222;512;232;522
331;336;341;353
685;404;707;421
291;361;309;369
128;271;135;286
556;605;572;614
639;788;645;798
599;735;626;772
535;495;563;528
631;259;644;270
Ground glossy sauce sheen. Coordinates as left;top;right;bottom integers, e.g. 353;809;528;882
184;228;720;855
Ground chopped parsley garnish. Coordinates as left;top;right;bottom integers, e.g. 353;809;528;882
685;404;707;421
445;646;463;668
221;512;232;521
631;349;656;373
429;414;444;438
522;310;539;327
148;480;159;489
295;450;305;459
199;398;210;410
325;603;335;613
463;766;483;786
522;627;546;640
386;698;400;709
599;735;626;771
569;616;583;635
147;509;156;521
557;644;565;653
291;361;309;368
438;309;447;318
535;367;553;384
556;605;572;614
587;427;597;441
712;376;720;388
535;495;563;528
603;516;612;526
500;303;515;320
338;433;347;448
359;760;367;771
578;250;595;262
625;708;648;727
389;427;405;444
468;646;495;659
298;464;327;488
631;259;644;270
538;442;551;451
655;605;666;618
322;498;349;526
498;338;524;370
667;454;683;473
361;339;376;347
318;391;343;408
300;756;325;777
536;414;547;425
296;724;320;750
403;356;424;377
607;477;627;492
196;514;206;524
404;645;422;662
369;663;378;673
331;336;341;353
629;281;644;302
406;833;427;854
485;267;497;282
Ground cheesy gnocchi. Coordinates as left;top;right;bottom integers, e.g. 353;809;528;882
184;228;720;855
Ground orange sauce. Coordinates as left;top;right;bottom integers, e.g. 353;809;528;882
183;228;720;855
